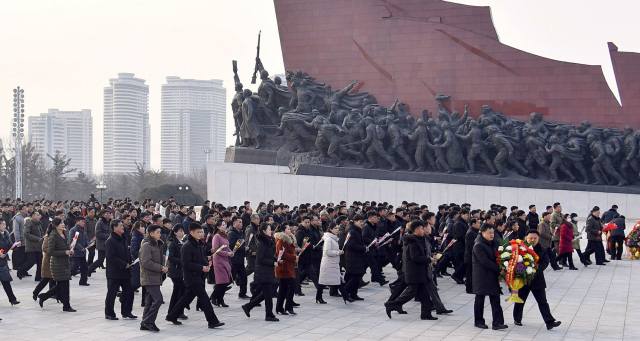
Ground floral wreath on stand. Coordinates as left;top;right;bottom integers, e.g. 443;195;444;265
625;222;640;259
495;238;540;303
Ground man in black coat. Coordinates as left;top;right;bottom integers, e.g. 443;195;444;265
165;223;224;329
516;210;528;240
245;215;259;276
582;207;606;265
601;205;618;224
608;215;626;260
384;220;437;320
104;219;136;320
462;218;480;293
362;212;386;285
228;217;250;299
450;209;469;284
88;210;111;275
513;229;562;330
344;216;368;300
294;216;319;295
526;205;539;231
472;223;507;330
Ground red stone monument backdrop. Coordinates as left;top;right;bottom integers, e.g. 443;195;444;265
273;0;640;128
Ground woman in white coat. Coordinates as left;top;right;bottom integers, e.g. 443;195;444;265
316;223;355;304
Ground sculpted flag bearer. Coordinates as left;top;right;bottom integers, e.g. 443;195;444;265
513;229;562;330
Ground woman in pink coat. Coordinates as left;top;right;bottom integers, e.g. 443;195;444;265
556;214;578;270
211;220;234;307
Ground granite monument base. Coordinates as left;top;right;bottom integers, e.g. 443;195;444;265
225;146;277;166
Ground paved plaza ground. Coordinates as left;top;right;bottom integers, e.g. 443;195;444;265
0;241;637;341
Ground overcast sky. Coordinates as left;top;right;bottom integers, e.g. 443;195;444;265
1;0;638;174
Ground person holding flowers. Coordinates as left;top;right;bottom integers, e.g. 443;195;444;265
513;229;561;330
242;223;280;322
317;223;354;305
556;214;578;270
472;223;506;330
275;223;298;314
211;220;233;307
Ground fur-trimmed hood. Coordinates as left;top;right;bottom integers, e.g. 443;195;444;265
274;232;296;245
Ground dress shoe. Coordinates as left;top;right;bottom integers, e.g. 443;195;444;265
265;316;279;322
546;321;561;330
421;316;438;320
10;301;19;306
79;283;90;286
292;302;300;307
492;324;508;330
38;295;45;308
474;323;488;329
352;296;364;301
398;310;408;314
32;293;38;301
140;324;150;331
569;267;578;270
143;323;159;332
603;259;610;263
436;309;453;315
122;314;137;319
276;310;289;315
343;297;355;304
295;292;305;296
315;298;327;304
63;307;77;312
25;273;32;277
241;304;251;317
286;310;297;315
105;315;119;320
208;322;225;328
238;295;251;300
385;306;393;319
379;280;389;286
514;321;522;326
165;318;182;325
178;314;188;320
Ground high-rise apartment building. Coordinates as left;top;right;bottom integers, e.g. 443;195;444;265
161;77;226;174
103;73;150;174
28;109;93;176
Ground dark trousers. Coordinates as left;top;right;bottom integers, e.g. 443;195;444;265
474;294;504;327
71;257;88;284
34;278;55;296
609;236;625;260
18;251;42;280
276;277;295;311
385;283;433;318
435;253;454;274
41;280;70;309
88;250;105;273
105;278;134;316
245;282;275;318
364;254;384;283
87;247;95;266
1;281;16;302
11;246;26;271
557;252;575;268
451;255;465;280
464;264;473;293
166;284;220;325
168;277;186;316
245;256;256;277
316;283;348;301
231;263;247;296
425;277;447;313
583;240;606;264
295;262;318;294
142;285;163;325
211;283;229;304
549;242;561;270
344;273;363;298
513;286;555;324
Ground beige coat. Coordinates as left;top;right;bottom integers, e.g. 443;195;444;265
319;233;341;286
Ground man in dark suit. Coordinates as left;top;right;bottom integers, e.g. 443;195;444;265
513;229;562;330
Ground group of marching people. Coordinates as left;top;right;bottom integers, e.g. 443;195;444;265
0;197;624;332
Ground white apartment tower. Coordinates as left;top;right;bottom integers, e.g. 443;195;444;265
28;109;93;176
103;73;150;173
161;77;226;174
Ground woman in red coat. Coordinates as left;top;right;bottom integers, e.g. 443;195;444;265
557;214;578;270
274;223;297;316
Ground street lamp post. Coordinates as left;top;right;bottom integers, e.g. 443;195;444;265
12;87;25;199
96;181;107;203
204;148;211;163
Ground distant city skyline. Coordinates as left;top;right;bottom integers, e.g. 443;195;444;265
161;77;226;174
1;1;639;174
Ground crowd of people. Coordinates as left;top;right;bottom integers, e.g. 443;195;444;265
0;196;626;331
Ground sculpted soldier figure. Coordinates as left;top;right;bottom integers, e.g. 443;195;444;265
456;120;497;174
552;126;567;145
406;119;435;171
523;129;548;178
602;128;622;164
240;88;265;149
573;120;598;139
275;107;315;152
430;121;467;172
390;100;411;127
363;116;399;170
588;133;626;186
312;116;364;167
232;78;244;146
620;126;640;181
295;79;318;113
257;68;280;125
544;136;577;182
386;116;416;171
425;118;450;172
486;125;529;178
324;80;358;124
274;76;288;91
523;112;549;141
503;120;527;162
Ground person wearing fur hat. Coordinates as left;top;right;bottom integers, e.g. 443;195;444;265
275;223;297;315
